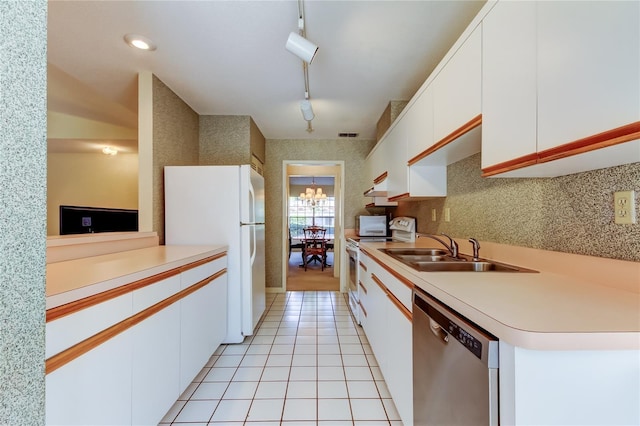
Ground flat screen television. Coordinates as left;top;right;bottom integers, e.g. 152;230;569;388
59;205;138;235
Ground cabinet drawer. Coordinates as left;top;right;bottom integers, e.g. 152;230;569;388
180;255;226;289
46;293;133;358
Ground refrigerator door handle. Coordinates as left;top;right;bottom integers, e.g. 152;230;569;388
240;222;266;226
248;182;257;265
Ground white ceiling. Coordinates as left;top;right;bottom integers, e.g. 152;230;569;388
47;0;486;147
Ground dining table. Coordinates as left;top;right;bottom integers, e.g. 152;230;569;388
294;234;334;268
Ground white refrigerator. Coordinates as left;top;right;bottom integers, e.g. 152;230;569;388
164;165;266;343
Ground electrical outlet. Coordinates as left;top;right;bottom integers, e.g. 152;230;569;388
444;207;451;222
614;190;636;224
431;209;437;221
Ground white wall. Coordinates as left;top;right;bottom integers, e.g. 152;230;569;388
47;153;138;235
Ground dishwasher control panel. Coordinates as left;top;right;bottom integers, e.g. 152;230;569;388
447;321;482;359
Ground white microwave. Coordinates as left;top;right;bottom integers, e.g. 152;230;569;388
357;215;388;237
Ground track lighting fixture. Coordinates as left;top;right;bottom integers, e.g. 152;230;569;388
286;32;318;64
286;0;318;132
300;100;315;121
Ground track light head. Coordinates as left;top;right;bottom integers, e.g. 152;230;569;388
286;32;318;64
300;100;315;121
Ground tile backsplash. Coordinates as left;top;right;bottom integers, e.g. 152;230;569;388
394;154;640;262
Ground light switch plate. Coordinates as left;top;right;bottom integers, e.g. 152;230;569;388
444;207;451;222
431;209;437;221
614;190;636;224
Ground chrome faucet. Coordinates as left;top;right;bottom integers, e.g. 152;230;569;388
420;233;459;258
468;238;481;260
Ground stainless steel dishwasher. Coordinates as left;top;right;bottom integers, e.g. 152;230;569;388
413;288;500;425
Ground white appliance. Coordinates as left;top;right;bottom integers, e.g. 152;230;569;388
345;239;360;324
357;215;388;237
164;165;266;343
389;216;416;242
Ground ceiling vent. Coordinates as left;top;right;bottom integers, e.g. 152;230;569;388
338;132;359;138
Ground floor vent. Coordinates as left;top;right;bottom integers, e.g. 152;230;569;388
338;132;359;138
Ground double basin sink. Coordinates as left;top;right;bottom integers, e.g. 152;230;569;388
379;248;537;273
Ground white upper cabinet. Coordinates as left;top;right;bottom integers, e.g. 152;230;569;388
406;86;434;162
433;24;482;143
537;1;640;150
481;0;537;170
386;115;409;198
482;0;640;177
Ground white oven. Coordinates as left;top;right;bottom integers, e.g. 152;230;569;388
346;238;360;324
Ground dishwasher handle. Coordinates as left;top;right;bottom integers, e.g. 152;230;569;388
429;318;449;343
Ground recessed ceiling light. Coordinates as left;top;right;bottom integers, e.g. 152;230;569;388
102;146;118;155
123;33;156;51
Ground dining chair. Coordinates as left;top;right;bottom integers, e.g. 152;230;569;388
288;228;305;259
302;227;327;271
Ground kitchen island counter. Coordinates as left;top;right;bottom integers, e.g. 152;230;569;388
47;244;226;309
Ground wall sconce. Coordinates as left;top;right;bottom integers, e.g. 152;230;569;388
286;32;318;64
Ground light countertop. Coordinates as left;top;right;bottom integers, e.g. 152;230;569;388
360;241;640;351
47;245;226;309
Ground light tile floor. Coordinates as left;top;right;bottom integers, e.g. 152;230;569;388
160;291;403;425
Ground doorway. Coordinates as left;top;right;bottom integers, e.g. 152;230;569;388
282;162;344;292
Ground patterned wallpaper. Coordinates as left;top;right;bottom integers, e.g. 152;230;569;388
1;1;47;423
395;154;640;262
200;115;251;165
264;138;376;288
152;75;200;243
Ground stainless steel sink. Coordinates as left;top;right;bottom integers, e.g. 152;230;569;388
378;248;537;273
379;248;449;256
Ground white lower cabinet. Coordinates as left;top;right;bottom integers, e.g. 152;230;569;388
131;303;181;426
359;251;414;425
384;295;412;426
46;256;227;426
46;328;134;425
180;273;227;389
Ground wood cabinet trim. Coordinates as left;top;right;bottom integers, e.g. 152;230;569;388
179;252;226;272
373;171;388;185
364;250;415;291
357;300;368;318
371;273;388;294
46;253;226;322
481;121;640;177
387;291;413;322
371;273;412;322
388;192;411;202
537;121;640;163
45;269;227;375
408;114;482;166
481;153;539;177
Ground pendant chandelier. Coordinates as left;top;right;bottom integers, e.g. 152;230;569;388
299;177;327;207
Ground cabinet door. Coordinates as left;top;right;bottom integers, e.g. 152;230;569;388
369;140;388;185
131;274;181;426
365;272;389;373
406;85;434;162
481;0;537;169
46;329;134;425
537;1;640;150
433;24;482;143
385;295;413;426
386;117;408;198
180;274;228;390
